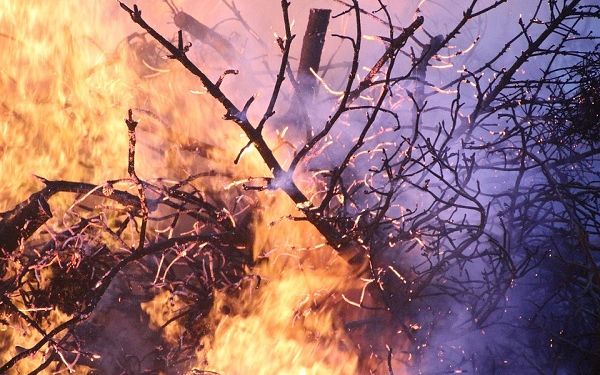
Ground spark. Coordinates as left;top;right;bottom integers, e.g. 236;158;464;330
311;68;345;96
234;142;255;163
225;178;249;190
430;62;454;69
341;293;362;308
17;306;54;312
438;36;480;59
141;59;170;73
432;86;458;94
387;265;408;284
414;236;426;247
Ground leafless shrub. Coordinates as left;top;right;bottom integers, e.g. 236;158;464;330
1;0;599;374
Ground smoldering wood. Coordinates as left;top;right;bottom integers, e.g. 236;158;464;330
0;177;140;253
297;8;332;101
172;10;241;64
275;8;331;142
0;191;52;253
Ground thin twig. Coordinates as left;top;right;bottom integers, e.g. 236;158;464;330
125;109;149;251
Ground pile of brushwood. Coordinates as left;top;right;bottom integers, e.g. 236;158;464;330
2;0;600;374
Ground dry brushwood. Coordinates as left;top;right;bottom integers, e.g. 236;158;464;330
0;177;140;253
0;107;255;373
116;1;600;373
2;0;599;373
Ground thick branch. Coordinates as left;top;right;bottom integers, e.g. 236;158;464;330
119;2;366;265
347;16;423;103
0;178;140;253
297;8;331;101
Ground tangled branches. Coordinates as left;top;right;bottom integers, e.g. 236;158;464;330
1;0;599;373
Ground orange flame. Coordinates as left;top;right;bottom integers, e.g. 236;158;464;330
1;1;411;374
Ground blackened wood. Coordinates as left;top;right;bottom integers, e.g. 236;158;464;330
0;192;52;252
173;11;241;63
40;179;141;208
347;16;424;103
0;178;141;253
412;34;445;106
298;8;331;101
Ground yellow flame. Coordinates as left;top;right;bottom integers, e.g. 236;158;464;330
1;1;410;374
189;190;362;373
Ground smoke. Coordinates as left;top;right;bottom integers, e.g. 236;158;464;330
2;0;598;374
131;0;599;373
254;0;599;373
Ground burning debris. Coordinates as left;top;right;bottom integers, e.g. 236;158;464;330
1;0;599;374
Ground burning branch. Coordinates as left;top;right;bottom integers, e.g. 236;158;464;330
0;177;141;253
119;1;368;265
3;0;599;373
0;112;254;373
125;109;149;251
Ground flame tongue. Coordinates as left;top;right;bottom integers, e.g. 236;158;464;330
201;271;359;374
1;1;399;374
193;195;363;374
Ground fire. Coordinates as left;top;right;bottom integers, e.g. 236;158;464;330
0;1;132;212
1;1;405;374
193;191;363;374
4;0;598;373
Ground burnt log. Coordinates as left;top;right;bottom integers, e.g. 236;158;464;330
297;8;331;101
0;191;52;253
0;177;140;253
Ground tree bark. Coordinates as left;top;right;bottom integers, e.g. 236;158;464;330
0;192;52;252
297;8;331;102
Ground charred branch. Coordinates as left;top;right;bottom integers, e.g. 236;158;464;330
119;1;368;266
297;8;332;101
0;177;142;253
0;193;51;253
347;15;424;103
